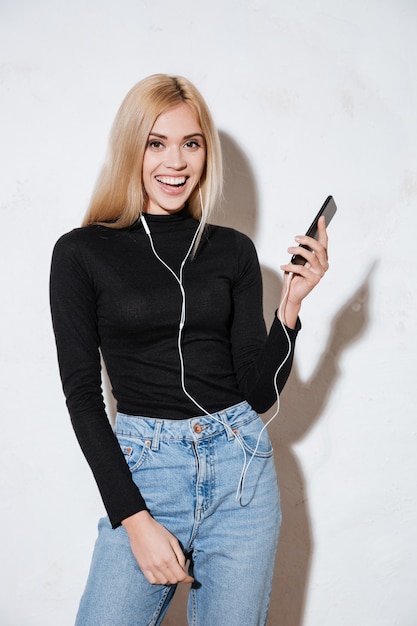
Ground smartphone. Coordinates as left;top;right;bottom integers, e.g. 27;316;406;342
291;195;337;266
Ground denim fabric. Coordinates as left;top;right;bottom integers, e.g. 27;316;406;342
75;401;281;626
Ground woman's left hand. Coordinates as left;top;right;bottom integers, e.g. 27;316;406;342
279;215;329;328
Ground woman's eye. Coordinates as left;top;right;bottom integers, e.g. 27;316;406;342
148;140;164;149
184;140;201;150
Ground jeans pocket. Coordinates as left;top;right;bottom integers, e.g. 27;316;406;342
116;435;151;472
234;416;274;458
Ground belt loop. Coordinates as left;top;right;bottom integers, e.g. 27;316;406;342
151;419;163;450
219;409;234;441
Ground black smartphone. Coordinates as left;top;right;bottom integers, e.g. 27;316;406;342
291;195;337;266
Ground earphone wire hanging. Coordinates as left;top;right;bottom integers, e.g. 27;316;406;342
140;205;293;503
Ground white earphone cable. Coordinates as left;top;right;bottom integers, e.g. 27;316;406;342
140;209;292;503
235;271;293;500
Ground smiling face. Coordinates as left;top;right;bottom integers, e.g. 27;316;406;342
142;103;206;215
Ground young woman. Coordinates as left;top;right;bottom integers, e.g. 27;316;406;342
50;74;329;626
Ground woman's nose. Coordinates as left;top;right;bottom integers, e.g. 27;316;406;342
164;146;186;169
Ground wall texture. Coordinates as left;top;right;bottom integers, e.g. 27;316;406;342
1;1;416;624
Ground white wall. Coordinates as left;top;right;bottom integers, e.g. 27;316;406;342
1;1;416;624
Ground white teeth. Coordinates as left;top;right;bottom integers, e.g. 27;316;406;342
156;176;186;186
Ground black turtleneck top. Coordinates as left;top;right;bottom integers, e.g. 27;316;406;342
50;209;300;527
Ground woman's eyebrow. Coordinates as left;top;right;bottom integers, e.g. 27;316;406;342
148;132;205;140
183;133;205;140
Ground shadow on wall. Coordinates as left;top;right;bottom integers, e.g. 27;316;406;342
101;131;374;626
263;264;374;626
210;131;260;238
219;131;374;626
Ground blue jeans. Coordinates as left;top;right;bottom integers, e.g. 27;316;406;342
75;401;281;626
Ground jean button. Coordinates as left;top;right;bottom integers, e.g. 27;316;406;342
193;423;203;434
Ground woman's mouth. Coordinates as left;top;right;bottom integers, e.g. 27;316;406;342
155;176;187;188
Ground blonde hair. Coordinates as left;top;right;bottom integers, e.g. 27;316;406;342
82;74;223;232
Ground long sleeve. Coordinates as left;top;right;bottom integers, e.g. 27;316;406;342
228;232;300;413
50;232;148;528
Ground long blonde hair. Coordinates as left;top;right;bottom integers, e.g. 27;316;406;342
82;74;223;231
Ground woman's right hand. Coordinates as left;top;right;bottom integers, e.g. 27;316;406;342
122;510;194;585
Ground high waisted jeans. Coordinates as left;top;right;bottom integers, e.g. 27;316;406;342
75;401;281;626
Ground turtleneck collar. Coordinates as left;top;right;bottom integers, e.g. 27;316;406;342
138;206;198;234
142;206;190;223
